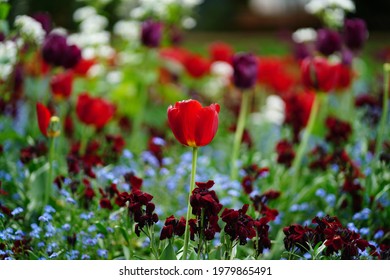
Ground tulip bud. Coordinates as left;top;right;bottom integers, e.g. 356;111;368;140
316;28;342;56
232;53;258;89
141;20;163;48
344;18;368;51
47;116;61;138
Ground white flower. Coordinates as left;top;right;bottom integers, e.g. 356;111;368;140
73;6;97;22
259;95;286;125
106;71;123;84
211;61;233;79
113;20;140;41
305;0;355;14
80;14;108;33
182;17;196;29
0;40;18;81
14;15;46;44
292;28;317;43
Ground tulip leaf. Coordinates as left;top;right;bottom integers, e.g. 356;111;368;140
0;3;10;20
159;240;177;260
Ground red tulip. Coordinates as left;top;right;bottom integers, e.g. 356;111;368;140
167;99;220;147
209;42;233;63
36;102;51;136
76;93;115;129
184;54;210;79
73;58;96;76
301;57;338;92
50;70;73;99
334;63;353;90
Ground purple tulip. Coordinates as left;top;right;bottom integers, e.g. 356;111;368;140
316;28;342;56
141;20;163;48
232;53;258;89
294;43;311;60
344;18;368;51
32;12;52;34
42;33;81;69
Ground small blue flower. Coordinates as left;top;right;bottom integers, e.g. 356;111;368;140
106;227;114;233
38;257;47;260
66;250;80;260
44;205;56;214
316;211;325;217
49;252;59;259
62;224;71;231
374;230;384;239
82;254;91;260
11;207;23;216
303;252;311;259
289;204;299;212
66;197;76;204
38;213;53;223
88;225;97;233
97;249;108;259
37;241;45;248
122;149;133;159
359;228;370;236
80;212;94;220
325;194;336;206
315;188;326;198
0;213;4;219
347;223;358;232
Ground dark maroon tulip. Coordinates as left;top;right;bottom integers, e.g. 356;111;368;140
42;33;81;69
232;53;258;89
42;33;68;66
344;18;368;51
141;20;163;48
32;12;52;34
316;28;342;56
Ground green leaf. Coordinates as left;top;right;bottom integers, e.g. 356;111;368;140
117;226;130;244
159;240;177;260
0;3;11;20
209;246;222;260
95;222;108;235
122;245;131;260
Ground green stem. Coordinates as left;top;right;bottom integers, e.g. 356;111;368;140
130;81;148;152
182;147;198;260
291;93;323;189
79;126;92;156
375;64;390;160
197;209;206;260
44;137;55;208
230;90;250;181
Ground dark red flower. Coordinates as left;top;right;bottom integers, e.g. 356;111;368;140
124;172;143;192
167;99;220;147
20;142;47;164
209;42;233;63
325;116;352;145
283;91;315;142
76;93;115;129
50;70;73;99
283;224;315;251
184;54;210;79
254;218;272;255
232;53;258;89
36;102;51;136
275;140;295;167
190;180;222;217
221;204;256;245
301;57;338;92
160;215;186;240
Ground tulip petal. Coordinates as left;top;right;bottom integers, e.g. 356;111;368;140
36;103;51;136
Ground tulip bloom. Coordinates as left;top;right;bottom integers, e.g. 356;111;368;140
76;93;115;129
301;57;338;92
315;28;342;56
141;20;163;48
232;53;258;89
209;42;233;63
50;71;73;99
167;100;220;147
36;103;51;137
184;54;210;79
344;18;368;52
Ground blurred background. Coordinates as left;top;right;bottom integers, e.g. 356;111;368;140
7;0;390;32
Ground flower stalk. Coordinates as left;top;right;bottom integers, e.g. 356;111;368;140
291;93;324;185
230;90;250;181
182;147;198;260
375;63;390;160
